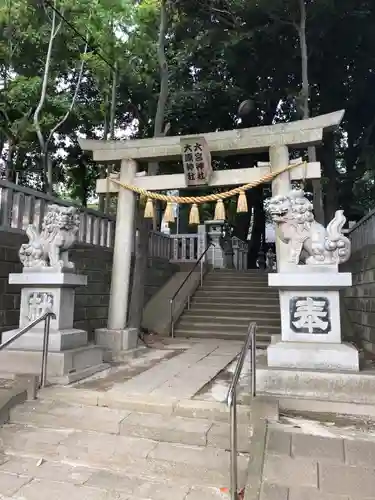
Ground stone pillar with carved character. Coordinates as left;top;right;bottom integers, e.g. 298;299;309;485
263;189;359;372
0;204;106;382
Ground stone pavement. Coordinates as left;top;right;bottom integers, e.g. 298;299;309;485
0;339;256;500
260;420;375;500
1;339;375;500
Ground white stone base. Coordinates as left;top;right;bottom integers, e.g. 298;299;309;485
267;341;359;372
256;366;375;407
1;328;87;352
96;328;139;358
0;345;108;383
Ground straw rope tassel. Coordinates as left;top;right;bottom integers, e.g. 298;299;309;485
189;203;200;225
144;198;154;219
163;202;175;223
237;190;248;213
214;199;226;220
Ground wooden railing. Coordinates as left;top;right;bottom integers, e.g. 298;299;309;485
0;180;116;248
170;234;199;262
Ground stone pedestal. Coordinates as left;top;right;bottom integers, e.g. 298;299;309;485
267;267;359;372
205;220;225;269
95;327;138;361
2;272;88;351
0;271;107;382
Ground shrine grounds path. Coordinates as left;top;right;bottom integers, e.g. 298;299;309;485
0;339;375;499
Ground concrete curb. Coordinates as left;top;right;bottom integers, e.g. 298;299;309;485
244;419;267;500
0;374;39;426
244;397;277;500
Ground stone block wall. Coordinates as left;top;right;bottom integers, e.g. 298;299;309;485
0;229;176;343
0;230;23;339
341;244;375;356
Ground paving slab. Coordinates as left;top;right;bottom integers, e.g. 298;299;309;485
0;424;73;459
288;487;349;500
0;456;92;484
148;441;248;472
266;429;291;456
10;400;131;435
0;471;31;496
206;421;251;452
114;346;237;400
259;483;289;500
319;463;375;497
56;430;157;466
13;478;129;500
262;454;318;488
119;411;212;446
185;486;228;499
85;469;190;500
257;423;375;500
344;439;375;466
291;433;345;462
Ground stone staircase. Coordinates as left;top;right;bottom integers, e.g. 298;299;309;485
174;270;281;347
0;386;272;499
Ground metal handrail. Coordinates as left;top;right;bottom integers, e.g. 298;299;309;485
169;243;213;338
0;310;56;388
227;322;257;500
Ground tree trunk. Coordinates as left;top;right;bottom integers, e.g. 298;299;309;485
5;139;15;180
105;63;118;213
320;132;337;222
127;0;169;335
33;2;60;194
99;89;110;212
297;0;324;224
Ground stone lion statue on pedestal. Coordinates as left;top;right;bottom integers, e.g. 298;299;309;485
19;204;80;271
265;189;351;265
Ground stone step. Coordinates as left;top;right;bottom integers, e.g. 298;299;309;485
195;289;278;298
180;314;281;327
204;274;268;281
202;286;271;294
185;303;280;318
9;400;252;451
202;283;270;289
0;466;238;500
190;300;280;310
207;270;268;275
192;296;279;306
173;329;273;344
0;423;250;490
204;277;269;285
177;318;280;329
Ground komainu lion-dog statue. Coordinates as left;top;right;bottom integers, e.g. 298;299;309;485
19;204;80;271
265;189;351;265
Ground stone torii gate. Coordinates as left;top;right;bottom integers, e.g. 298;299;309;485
79;110;344;354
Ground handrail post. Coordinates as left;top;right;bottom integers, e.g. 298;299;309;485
40;314;52;388
251;326;256;398
227;322;257;500
170;299;174;338
230;391;238;500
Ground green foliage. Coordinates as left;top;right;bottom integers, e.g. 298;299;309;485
0;0;374;219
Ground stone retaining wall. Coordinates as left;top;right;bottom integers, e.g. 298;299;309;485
0;229;176;343
341;244;375;356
